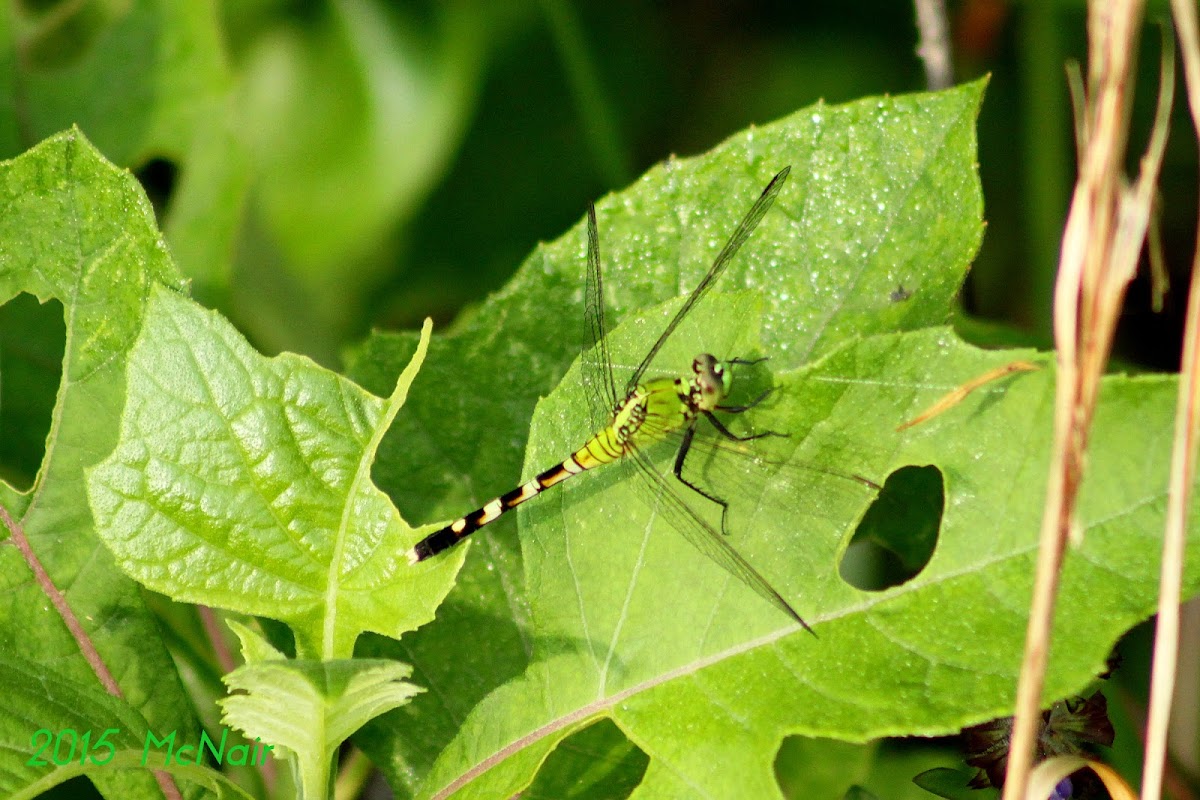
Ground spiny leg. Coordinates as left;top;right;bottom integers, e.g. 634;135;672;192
703;409;786;442
715;385;778;415
672;421;738;536
717;359;784;417
680;398;787;536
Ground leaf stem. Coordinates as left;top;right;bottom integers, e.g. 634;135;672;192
0;504;184;800
1142;4;1200;798
1;504;123;697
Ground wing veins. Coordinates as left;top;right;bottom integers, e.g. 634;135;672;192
583;205;620;422
627;447;811;632
626;166;792;391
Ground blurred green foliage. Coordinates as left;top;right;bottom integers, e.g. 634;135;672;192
5;0;1188;370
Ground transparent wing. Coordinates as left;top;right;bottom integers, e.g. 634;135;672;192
627;447;813;633
674;427;881;498
581;204;620;428
627;166;791;392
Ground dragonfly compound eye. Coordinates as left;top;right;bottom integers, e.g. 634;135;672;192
694;353;719;374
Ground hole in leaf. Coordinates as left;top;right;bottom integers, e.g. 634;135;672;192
0;294;65;491
527;717;648;799
776;735;878;797
839;465;943;591
133;157;180;223
34;774;102;799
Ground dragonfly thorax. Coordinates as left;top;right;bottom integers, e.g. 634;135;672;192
689;353;732;412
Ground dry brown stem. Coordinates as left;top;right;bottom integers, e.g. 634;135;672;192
1002;1;1174;797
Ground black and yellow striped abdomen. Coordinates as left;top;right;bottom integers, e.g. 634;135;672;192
407;377;696;563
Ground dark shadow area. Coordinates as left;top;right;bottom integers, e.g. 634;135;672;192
526;717;649;799
133;157;180;224
839;465;944;591
36;775;102;799
352;601;535;792
0;293;65;491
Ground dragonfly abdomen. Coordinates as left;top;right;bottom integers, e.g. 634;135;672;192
409;379;700;563
407;424;628;563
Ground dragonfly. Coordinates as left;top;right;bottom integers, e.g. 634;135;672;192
408;167;816;630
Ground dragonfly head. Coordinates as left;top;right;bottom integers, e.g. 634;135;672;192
692;353;732;411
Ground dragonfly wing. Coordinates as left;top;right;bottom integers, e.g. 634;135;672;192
581;205;620;428
627;166;791;390
627;448;812;633
671;426;882;495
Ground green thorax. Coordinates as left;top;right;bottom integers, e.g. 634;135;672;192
579;354;733;467
633;352;731;438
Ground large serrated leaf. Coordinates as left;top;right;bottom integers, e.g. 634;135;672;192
87;289;462;658
351;78;1197;799
347;82;1008;798
467;325;1178;799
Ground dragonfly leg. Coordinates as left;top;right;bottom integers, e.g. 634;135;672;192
720;357;784;412
674;422;736;536
703;409;786;441
723;357;773;410
716;385;777;414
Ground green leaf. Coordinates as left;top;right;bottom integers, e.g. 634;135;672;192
87;288;462;658
233;1;503;356
911;767;992;800
348;79;1198;799
775;738;876;800
439;321;1176;798
220;658;422;799
0;654;151;797
343;76;988;796
0;128;210;800
14;752;257;800
238;1;488;277
777;737;964;800
348;81;990;796
9;5;227;164
350;79;988;796
225;619;287;665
